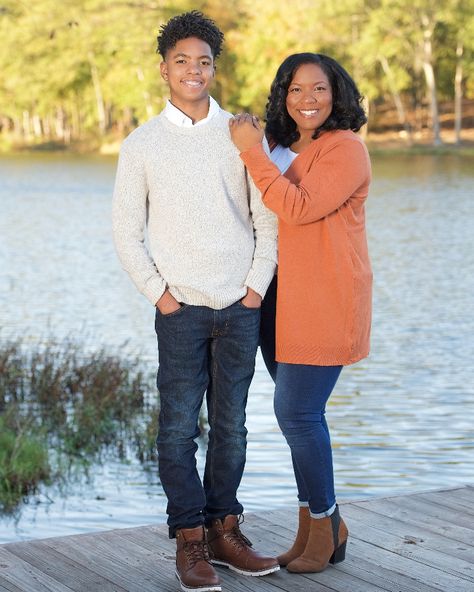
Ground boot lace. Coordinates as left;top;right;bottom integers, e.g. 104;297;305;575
226;515;253;549
184;540;211;568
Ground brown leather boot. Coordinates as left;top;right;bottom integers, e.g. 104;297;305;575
207;515;280;576
277;506;311;566
175;526;221;592
286;505;348;573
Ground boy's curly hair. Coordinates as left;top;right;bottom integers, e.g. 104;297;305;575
157;10;224;60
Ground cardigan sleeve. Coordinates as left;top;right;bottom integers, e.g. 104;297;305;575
240;137;370;225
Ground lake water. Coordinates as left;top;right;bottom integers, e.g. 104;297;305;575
0;151;473;543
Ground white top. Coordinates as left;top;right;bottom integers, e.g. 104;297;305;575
163;96;220;127
270;144;298;173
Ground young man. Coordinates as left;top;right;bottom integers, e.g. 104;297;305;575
112;11;278;592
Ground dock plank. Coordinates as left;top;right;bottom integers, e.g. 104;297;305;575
1;486;473;592
345;513;474;581
0;547;73;592
41;530;170;592
415;490;474;516
376;492;474;531
343;537;473;592
334;553;442;592
0;583;22;592
3;541;127;592
447;486;474;506
352;497;474;545
345;503;474;562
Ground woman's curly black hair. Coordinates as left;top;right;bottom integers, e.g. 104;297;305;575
265;53;367;147
157;10;224;60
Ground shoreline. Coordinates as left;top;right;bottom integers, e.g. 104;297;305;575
2;129;474;157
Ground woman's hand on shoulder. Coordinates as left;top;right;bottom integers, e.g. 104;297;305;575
229;113;264;152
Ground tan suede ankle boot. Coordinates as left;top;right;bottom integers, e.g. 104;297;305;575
286;505;348;573
277;506;310;566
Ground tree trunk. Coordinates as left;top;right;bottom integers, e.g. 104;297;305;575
22;111;32;140
32;114;43;138
55;106;66;140
0;116;12;133
454;40;463;146
71;99;81;140
412;94;422;135
119;106;135;135
88;51;106;135
136;67;154;120
64;124;71;145
43;116;51;139
13;117;22;138
421;14;442;146
103;102;111;130
379;56;412;144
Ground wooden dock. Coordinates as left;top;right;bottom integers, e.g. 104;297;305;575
1;486;473;591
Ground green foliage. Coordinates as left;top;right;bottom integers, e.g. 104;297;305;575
0;339;159;510
0;0;473;145
0;413;51;512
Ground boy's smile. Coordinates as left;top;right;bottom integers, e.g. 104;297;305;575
160;37;215;122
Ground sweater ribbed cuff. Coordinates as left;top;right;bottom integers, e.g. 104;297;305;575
143;275;167;306
245;260;277;298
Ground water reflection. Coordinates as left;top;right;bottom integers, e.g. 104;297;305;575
0;152;473;542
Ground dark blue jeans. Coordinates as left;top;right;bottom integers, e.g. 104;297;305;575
260;277;342;516
155;301;260;537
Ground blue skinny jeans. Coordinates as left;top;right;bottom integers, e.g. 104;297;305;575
260;276;342;516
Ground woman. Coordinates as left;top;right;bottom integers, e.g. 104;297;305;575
229;53;372;573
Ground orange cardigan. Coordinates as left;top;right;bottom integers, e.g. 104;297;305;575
240;130;372;366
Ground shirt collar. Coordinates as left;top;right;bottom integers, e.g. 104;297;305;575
163;96;220;127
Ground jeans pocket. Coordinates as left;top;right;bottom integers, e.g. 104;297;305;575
157;303;188;318
236;300;261;311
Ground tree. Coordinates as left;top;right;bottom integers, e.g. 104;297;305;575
229;0;332;114
1;0;473;148
442;0;474;144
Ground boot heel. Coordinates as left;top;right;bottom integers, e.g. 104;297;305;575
329;540;346;565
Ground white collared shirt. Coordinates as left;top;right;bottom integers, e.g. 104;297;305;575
163;96;220;127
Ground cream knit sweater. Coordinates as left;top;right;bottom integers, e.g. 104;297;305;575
112;108;277;308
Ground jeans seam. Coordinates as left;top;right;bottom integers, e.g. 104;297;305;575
208;339;218;492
